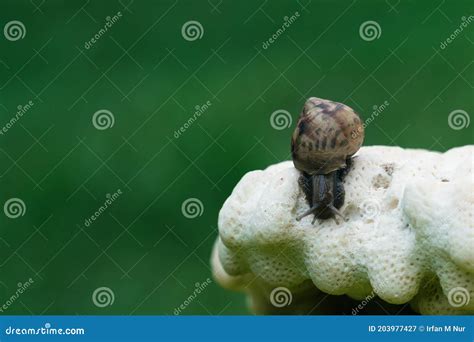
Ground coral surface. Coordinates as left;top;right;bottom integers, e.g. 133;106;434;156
212;146;474;314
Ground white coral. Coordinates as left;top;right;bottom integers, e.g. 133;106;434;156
212;146;474;314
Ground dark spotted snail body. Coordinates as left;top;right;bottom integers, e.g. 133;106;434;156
291;97;364;223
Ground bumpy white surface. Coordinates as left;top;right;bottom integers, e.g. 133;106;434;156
212;146;474;314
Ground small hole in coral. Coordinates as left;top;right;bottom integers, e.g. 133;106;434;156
389;198;399;209
372;174;391;189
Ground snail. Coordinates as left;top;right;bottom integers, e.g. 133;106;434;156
291;97;364;223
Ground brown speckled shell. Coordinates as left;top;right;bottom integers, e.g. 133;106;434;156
291;97;364;175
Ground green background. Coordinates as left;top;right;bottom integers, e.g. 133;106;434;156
0;0;472;315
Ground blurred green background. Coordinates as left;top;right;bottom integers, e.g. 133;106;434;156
0;0;472;315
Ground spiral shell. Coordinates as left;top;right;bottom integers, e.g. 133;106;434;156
291;97;364;175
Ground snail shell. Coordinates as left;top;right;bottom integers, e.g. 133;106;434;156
291;97;364;175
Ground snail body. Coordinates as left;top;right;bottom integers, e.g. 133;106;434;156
291;97;364;223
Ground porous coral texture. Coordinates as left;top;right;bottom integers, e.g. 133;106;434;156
212;146;474;315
